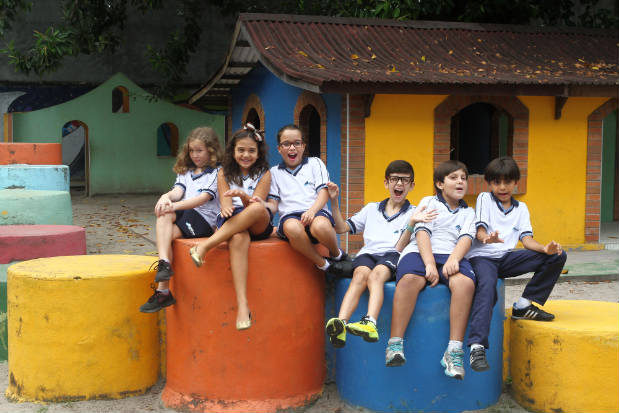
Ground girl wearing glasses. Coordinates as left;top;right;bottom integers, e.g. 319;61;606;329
266;124;347;273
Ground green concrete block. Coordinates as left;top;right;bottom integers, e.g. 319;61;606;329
0;262;12;361
0;189;72;225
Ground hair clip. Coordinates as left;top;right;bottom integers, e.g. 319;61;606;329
243;123;264;142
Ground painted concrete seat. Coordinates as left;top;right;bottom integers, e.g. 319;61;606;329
161;237;325;413
6;255;160;402
0;189;72;225
0;143;62;165
334;278;505;413
1;164;69;191
0;224;86;361
509;300;618;413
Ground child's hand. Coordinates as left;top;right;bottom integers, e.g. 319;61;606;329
155;195;173;216
301;210;316;226
442;256;460;278
249;196;265;205
224;189;248;201
543;240;563;255
221;206;235;218
326;182;339;200
411;206;438;224
425;264;440;287
483;231;504;244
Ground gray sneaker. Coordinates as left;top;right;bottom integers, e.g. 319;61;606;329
385;339;406;367
441;348;465;379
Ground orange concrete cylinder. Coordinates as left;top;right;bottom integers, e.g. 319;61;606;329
161;237;326;413
0;143;62;165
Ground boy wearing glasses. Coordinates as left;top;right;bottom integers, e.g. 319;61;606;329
324;160;437;348
267;124;346;273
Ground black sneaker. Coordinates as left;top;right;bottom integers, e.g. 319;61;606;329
152;259;173;282
139;286;176;313
470;347;490;372
511;303;555;321
327;257;354;277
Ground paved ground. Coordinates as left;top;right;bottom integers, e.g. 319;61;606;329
0;193;617;413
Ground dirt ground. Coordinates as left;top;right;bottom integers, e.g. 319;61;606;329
0;193;617;413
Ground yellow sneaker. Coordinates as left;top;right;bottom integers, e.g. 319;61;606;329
326;318;346;348
346;316;379;342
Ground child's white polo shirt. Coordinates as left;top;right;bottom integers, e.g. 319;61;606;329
400;193;475;256
268;157;330;218
347;199;415;256
227;170;267;208
467;191;533;259
174;167;219;226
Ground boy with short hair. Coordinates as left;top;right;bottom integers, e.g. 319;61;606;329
325;160;437;347
466;156;566;372
386;160;476;380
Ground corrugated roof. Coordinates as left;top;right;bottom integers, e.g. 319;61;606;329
190;13;618;103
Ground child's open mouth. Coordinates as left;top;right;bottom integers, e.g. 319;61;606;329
394;189;403;197
287;153;298;161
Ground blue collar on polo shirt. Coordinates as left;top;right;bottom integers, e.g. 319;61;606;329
191;166;215;180
436;192;468;213
278;157;309;175
378;198;411;221
490;191;519;214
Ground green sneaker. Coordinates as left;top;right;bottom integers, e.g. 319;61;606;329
346;316;379;342
326;318;346;348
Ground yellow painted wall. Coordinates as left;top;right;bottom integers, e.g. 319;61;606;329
365;95;609;244
365;95;445;205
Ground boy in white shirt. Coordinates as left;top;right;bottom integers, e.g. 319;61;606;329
325;161;437;347
466;157;566;372
386;160;476;381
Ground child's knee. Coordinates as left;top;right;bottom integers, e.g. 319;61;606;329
398;274;425;291
450;274;475;292
351;267;371;285
283;219;306;239
229;231;250;246
310;216;334;235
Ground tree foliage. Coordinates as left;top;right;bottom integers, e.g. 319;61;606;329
1;0;617;99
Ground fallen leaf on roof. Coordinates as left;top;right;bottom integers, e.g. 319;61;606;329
421;56;426;62
371;53;376;59
313;64;325;69
388;64;398;72
448;50;453;54
265;45;274;50
351;54;359;59
592;66;599;70
298;50;308;57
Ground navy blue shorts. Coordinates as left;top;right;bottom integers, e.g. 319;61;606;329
395;252;476;285
216;206;274;241
175;209;214;238
277;210;335;244
352;252;400;280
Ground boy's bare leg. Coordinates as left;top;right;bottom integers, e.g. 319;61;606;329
195;203;269;257
283;219;327;267
366;265;392;320
309;216;340;257
448;273;475;340
390;274;426;338
228;231;251;325
338;266;371;320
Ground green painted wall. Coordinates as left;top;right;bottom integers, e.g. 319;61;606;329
601;110;617;222
11;73;224;195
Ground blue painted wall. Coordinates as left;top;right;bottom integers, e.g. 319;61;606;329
231;66;341;188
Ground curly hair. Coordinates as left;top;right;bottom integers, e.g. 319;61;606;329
223;128;269;186
173;127;223;174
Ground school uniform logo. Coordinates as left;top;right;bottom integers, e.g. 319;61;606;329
513;226;519;232
304;181;314;187
455;224;461;231
248;185;256;191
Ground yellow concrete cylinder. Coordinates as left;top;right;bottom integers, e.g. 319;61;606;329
510;300;618;413
6;255;160;402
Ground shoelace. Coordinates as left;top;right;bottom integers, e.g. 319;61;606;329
149;259;166;272
449;350;464;367
388;341;403;352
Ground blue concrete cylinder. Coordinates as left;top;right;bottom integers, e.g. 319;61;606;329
0;164;69;191
335;279;504;413
0;189;72;225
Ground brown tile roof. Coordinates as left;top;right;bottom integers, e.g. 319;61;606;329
190;13;618;103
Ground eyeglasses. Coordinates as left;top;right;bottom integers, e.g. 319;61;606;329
388;176;413;184
279;140;304;149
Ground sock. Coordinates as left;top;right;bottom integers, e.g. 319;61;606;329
332;249;343;261
157;289;170;295
388;337;403;344
317;260;330;271
471;343;484;351
342;319;348;325
161;258;170;263
515;297;532;309
366;315;377;325
447;340;463;352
